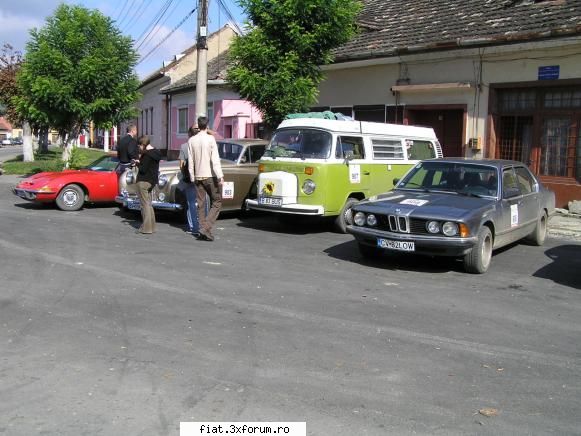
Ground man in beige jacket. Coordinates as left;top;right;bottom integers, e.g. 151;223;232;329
187;116;223;241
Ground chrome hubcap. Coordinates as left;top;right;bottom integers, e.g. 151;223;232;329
63;190;79;207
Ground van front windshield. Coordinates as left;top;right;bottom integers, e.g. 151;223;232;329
264;129;332;159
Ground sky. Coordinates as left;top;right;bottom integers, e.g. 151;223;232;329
0;0;247;79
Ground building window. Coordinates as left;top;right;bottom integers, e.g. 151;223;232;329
386;105;405;124
207;102;214;129
150;107;154;135
178;107;188;134
353;105;386;123
544;89;581;109
540;118;575;178
497;116;533;163
145;109;149;135
499;89;536;112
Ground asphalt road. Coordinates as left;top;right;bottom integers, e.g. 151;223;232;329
0;174;580;435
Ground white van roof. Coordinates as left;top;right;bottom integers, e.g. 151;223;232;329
278;118;437;139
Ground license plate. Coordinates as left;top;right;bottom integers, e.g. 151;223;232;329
259;196;282;207
15;190;27;199
377;238;415;252
127;201;141;211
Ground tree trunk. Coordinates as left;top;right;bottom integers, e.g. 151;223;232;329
39;127;49;153
22;121;34;162
62;126;80;165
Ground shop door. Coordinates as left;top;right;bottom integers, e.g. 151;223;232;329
407;109;464;157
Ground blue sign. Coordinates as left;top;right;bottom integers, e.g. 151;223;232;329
538;65;560;80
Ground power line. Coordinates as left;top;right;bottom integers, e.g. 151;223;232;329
138;8;197;65
134;0;173;49
137;0;181;51
122;0;155;33
114;0;130;22
117;0;139;29
215;0;243;34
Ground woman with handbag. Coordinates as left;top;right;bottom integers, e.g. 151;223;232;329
136;136;161;234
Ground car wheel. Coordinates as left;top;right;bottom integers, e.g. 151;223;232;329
334;198;358;234
358;242;380;259
463;226;493;274
527;211;548;246
55;184;84;211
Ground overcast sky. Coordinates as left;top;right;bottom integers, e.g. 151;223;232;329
0;0;246;79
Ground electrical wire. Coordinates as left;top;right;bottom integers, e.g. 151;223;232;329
138;7;197;65
215;0;243;34
117;0;139;29
122;0;155;33
137;0;183;52
114;0;130;22
134;0;174;49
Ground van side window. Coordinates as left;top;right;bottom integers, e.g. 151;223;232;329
336;136;364;159
372;139;404;160
406;140;436;160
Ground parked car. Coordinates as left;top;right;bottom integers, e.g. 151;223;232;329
347;158;555;273
12;155;120;211
1;138;12;146
116;139;268;215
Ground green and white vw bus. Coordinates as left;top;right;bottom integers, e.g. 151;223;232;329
246;117;443;232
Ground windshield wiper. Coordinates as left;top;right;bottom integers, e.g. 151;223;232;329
456;191;486;198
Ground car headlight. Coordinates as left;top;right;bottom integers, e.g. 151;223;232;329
158;193;165;201
442;222;459;236
302;179;316;195
354;212;366;226
366;214;378;227
125;171;135;184
158;174;169;187
426;221;440;234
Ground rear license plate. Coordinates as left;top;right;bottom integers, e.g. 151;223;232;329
259;196;282;207
377;238;415;252
127;201;141;211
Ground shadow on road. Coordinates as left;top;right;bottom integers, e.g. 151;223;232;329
533;244;581;289
324;239;464;274
236;214;334;235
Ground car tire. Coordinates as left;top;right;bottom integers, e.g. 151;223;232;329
334;198;358;234
463;226;493;274
358;242;380;259
526;211;548;246
56;184;84;211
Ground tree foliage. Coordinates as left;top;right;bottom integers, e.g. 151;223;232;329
227;0;361;129
14;4;140;148
0;44;23;124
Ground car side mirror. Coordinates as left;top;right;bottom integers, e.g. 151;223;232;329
503;187;520;199
343;150;354;161
393;178;400;186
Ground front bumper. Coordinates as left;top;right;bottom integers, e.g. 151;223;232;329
245;198;324;215
347;225;478;257
12;187;55;202
117;193;183;212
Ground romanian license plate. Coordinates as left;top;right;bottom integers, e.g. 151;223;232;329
377;238;415;252
15;190;27;199
259;196;282;207
127;201;141;211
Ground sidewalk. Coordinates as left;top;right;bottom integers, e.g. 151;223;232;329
549;212;581;242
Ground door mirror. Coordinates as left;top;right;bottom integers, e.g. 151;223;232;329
343;150;354;161
503;187;520;199
393;178;400;186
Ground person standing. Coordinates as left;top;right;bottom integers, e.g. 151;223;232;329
136;136;162;234
179;125;200;236
117;124;139;192
187;116;223;241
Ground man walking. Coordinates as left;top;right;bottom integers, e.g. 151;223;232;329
187;116;223;241
179;125;200;236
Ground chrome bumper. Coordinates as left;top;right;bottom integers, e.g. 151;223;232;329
118;193;183;212
245;199;324;215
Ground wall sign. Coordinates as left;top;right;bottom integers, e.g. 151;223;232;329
538;65;560;81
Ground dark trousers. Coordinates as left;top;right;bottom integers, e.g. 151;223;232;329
137;181;156;233
195;178;222;236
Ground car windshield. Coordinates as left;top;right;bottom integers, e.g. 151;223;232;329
398;161;499;197
85;156;119;171
217;142;244;162
264;128;332;159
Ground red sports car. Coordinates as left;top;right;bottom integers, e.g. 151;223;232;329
12;155;120;211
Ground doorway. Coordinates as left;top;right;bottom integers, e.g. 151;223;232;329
406;108;465;157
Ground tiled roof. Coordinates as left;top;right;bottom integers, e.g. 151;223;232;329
0;117;12;131
160;51;230;94
333;0;581;62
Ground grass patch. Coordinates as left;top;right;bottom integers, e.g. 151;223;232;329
1;147;108;176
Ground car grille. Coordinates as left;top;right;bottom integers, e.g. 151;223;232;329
376;215;428;235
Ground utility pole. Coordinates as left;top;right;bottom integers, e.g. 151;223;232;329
195;0;208;121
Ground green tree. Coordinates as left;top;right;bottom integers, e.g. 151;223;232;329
14;4;140;161
227;0;361;130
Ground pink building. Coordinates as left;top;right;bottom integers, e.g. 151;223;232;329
161;53;263;159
